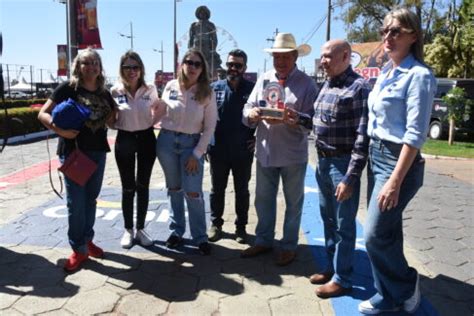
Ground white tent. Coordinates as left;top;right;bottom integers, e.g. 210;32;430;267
10;77;35;91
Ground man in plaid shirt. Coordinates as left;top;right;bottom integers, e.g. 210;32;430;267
309;39;370;299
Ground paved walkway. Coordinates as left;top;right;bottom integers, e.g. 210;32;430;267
0;133;472;315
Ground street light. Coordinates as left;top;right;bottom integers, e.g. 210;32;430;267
153;41;164;73
118;22;134;50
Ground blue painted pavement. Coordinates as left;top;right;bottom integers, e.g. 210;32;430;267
301;165;440;316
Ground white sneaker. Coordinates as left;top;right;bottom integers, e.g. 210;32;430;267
404;273;421;313
358;300;400;315
136;229;153;247
120;229;134;249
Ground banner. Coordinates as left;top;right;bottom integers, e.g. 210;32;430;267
350;42;388;80
76;0;102;49
57;45;68;76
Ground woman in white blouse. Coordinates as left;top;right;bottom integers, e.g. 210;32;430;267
157;48;217;255
111;51;165;249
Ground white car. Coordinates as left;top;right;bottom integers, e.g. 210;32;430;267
5;91;29;99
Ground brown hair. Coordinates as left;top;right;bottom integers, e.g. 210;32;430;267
118;50;146;91
69;48;106;92
178;48;212;103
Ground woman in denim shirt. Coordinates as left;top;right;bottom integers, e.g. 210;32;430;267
359;8;436;315
156;49;217;255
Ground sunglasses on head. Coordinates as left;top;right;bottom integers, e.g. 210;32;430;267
81;60;99;66
122;65;140;71
183;60;202;68
379;26;413;38
226;62;244;70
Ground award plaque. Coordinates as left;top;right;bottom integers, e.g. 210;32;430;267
260;82;285;119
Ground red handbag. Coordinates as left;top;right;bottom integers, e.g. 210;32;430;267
58;147;98;186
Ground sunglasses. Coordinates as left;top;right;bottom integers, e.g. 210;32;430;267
81;60;99;66
122;65;141;71
183;60;202;68
226;62;244;70
379;26;413;38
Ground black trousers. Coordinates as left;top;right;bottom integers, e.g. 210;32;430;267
115;128;156;230
209;149;254;229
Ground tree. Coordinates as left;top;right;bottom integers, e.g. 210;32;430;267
425;0;474;77
335;0;443;43
442;87;473;145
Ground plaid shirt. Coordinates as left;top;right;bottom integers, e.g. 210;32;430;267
313;66;370;185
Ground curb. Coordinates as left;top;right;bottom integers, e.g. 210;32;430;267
0;130;57;146
422;153;474;161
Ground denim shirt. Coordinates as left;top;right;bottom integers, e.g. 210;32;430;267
211;78;255;154
367;54;436;149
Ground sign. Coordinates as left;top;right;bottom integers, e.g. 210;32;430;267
351;42;388;80
76;0;102;49
57;45;68;76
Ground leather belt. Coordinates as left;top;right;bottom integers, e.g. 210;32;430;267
317;148;352;158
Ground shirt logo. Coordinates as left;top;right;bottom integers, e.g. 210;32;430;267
117;94;128;104
169;89;178;100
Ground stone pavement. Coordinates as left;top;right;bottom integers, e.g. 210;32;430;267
0;133;472;315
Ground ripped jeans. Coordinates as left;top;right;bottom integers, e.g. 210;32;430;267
156;129;208;244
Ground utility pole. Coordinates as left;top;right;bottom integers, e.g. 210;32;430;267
173;0;178;78
326;0;331;41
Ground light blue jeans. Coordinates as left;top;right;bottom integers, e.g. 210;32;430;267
60;150;107;254
316;154;360;288
254;161;307;251
364;138;423;309
156;129;208;245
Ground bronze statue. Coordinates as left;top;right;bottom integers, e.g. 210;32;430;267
188;6;222;78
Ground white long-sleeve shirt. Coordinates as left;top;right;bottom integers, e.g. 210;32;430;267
160;79;217;158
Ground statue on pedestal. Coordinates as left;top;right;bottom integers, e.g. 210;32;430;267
188;6;222;78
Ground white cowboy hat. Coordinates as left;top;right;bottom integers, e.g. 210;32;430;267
264;33;311;57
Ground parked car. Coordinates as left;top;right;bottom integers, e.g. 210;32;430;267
5;91;29;99
429;78;474;140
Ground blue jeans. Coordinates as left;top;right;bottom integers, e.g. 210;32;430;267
156;129;207;244
60;150;107;254
364;139;424;309
254;161;307;251
316;154;360;288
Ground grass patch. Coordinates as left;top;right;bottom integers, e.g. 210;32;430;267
422;139;474;158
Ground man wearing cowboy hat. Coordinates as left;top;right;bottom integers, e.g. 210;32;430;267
241;32;318;266
309;39;370;298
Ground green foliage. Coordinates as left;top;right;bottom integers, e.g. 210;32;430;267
442;87;473;122
2;99;47;109
424;0;473;77
0;107;46;138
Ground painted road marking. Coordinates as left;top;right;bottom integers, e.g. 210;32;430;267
0;137;116;190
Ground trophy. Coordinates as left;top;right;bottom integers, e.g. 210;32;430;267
259;82;285;120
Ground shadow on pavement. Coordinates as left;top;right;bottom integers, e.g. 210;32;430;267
0;247;79;297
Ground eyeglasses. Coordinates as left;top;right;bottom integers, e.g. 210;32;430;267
226;62;244;70
122;65;141;71
379;26;413;39
183;60;202;68
81;60;99;66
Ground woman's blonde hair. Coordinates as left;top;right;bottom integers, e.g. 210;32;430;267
384;7;425;63
178;48;212;103
69;47;106;92
119;50;146;91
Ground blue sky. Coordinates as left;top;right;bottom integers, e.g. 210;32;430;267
0;0;346;83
